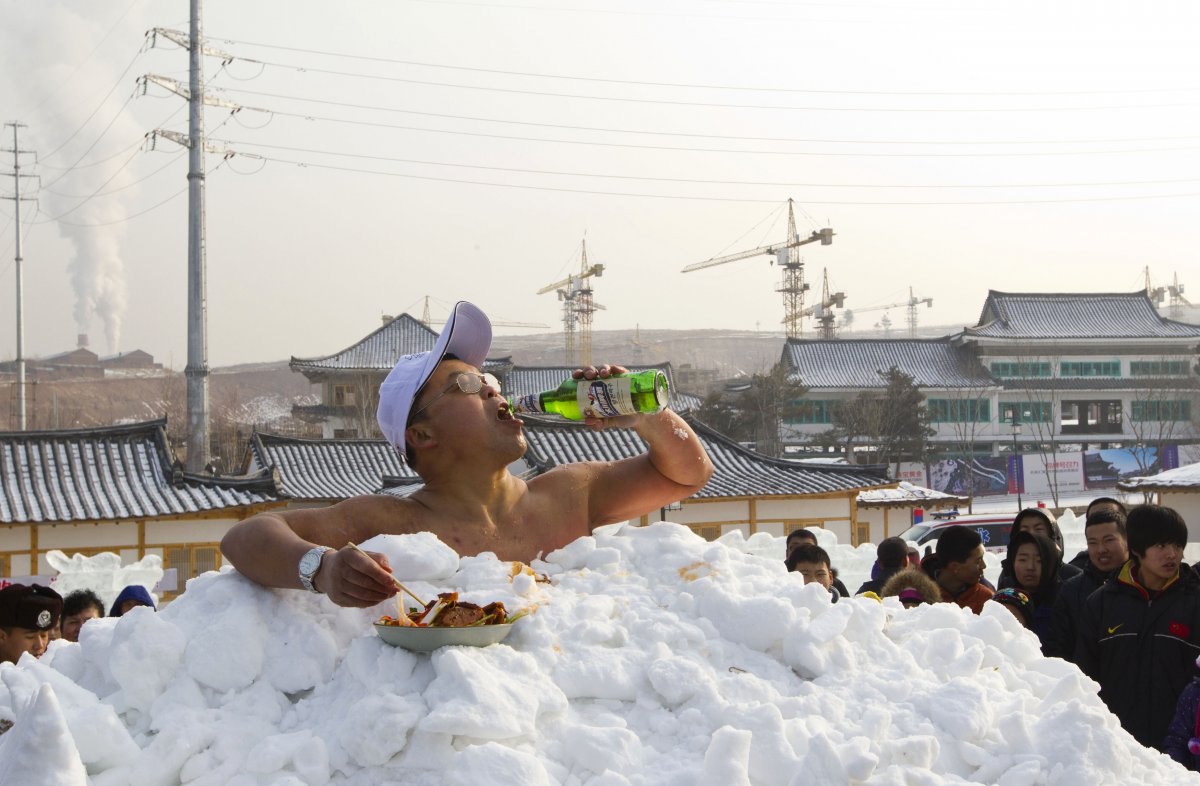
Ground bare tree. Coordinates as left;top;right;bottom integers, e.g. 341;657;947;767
1001;346;1066;507
1123;357;1200;475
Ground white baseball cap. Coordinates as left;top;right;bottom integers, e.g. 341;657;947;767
376;301;492;456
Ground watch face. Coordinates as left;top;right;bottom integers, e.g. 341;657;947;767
300;550;322;576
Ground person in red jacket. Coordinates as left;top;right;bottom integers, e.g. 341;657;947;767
921;525;993;614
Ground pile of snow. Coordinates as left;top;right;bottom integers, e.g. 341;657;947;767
1;523;1194;785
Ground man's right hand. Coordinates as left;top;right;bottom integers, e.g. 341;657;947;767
314;547;399;608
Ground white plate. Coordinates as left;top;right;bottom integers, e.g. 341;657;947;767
373;622;515;652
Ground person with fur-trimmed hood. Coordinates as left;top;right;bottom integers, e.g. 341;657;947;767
880;567;942;608
921;525;993;614
1076;504;1200;750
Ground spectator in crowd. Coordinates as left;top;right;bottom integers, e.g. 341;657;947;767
1076;504;1200;750
1008;508;1081;582
857;537;910;596
785;529;849;598
921;525;994;614
906;545;921;568
990;587;1033;628
0;584;63;664
786;544;840;602
109;585;156;617
1086;496;1127;518
880;567;942;608
60;589;106;642
1043;508;1128;661
1164;655;1200;771
998;530;1065;649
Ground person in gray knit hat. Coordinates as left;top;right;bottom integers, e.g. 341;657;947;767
223;301;714;608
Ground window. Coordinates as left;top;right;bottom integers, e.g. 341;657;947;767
1060;361;1121;377
163;544;223;595
332;384;358;407
1131;400;1192;422
927;398;990;423
1000;402;1052;423
1130;360;1190;376
789;399;835;424
990;361;1051;378
692;525;721;541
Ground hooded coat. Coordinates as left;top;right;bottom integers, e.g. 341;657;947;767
1006;509;1082;584
1164;676;1200;770
109;585;156;617
1075;560;1200;750
998;531;1063;649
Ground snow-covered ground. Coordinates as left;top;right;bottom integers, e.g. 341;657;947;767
1;522;1195;785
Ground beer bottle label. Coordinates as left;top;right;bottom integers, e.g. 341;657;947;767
513;393;542;413
577;377;636;418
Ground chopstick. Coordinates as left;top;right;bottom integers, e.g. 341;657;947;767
345;542;428;607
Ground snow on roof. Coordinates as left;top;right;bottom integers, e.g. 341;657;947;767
5;526;1186;783
857;481;971;508
1117;461;1200;492
967;291;1200;340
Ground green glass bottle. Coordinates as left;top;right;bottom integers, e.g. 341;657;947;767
511;370;669;420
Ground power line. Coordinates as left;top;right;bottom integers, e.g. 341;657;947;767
222;99;1200;159
216;55;1200;113
233;150;1200;206
37;46;145;162
53;159;226;228
207;34;1195;97
213;137;1200;190
216;86;1200;148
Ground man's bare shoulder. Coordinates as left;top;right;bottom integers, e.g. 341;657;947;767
283;493;426;543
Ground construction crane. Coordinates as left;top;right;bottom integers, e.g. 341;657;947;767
840;287;933;338
1145;268;1190;320
682;199;834;338
798;269;846;339
417;296;548;330
537;239;605;366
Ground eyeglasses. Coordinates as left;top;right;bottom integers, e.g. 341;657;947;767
409;372;501;423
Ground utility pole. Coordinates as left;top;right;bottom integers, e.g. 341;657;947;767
2;122;37;431
185;0;210;472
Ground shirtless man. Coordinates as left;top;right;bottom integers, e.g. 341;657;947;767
221;301;714;608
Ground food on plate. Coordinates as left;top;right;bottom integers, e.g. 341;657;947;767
376;592;520;628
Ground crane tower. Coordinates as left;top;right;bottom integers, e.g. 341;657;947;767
682;199;834;338
538;239;605;366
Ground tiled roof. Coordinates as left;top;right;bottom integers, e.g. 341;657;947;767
1117;461;1200;492
247;433;550;501
782;339;993;389
247;433;416;501
290;314;438;374
967;291;1200;340
522;414;891;498
0;420;277;524
857;481;970;508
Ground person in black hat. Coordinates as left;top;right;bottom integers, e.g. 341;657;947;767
856;537;910;596
0;583;64;664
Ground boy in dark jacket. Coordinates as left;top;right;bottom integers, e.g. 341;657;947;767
1075;504;1200;750
857;537;910;596
1043;508;1128;661
1007;508;1082;583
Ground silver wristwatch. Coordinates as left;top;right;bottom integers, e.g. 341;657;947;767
298;546;334;593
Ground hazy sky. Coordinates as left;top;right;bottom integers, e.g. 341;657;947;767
2;0;1199;368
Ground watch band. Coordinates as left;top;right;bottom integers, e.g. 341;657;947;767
299;546;334;593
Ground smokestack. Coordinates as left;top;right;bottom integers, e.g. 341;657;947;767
77;333;89;349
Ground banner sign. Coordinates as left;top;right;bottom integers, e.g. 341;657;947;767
1022;452;1087;498
1082;447;1161;487
927;457;1010;496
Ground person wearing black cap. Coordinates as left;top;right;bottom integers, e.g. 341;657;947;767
856;537;910;596
222;301;714;608
0;583;64;664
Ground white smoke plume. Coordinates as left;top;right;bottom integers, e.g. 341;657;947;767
0;1;150;355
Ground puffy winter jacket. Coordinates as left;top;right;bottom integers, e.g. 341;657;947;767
1164;677;1200;770
1043;558;1114;661
921;553;993;614
1075;561;1200;750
